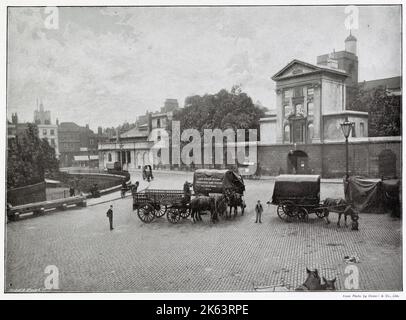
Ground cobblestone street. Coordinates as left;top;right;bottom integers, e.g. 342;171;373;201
5;171;402;292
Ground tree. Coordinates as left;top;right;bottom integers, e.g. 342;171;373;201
7;124;60;189
350;87;401;137
174;86;265;136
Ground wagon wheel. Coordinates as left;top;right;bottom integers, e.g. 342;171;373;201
277;204;289;221
280;201;296;217
297;207;309;221
167;208;181;224
137;204;155;223
277;200;295;221
155;205;167;218
179;206;191;219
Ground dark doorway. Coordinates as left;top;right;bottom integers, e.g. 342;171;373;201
379;149;397;178
287;150;309;174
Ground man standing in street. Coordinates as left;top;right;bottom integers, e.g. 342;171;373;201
255;200;263;223
106;204;114;230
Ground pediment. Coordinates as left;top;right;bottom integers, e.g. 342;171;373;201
272;60;320;80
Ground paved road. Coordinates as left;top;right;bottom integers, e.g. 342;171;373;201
6;171;402;292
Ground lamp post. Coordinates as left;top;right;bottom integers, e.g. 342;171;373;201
340;116;355;180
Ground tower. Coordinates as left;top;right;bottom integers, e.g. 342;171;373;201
317;33;359;108
345;31;357;55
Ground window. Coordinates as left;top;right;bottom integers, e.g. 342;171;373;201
283;89;292;103
351;123;356;137
108;153;112;162
50;139;55;147
307;87;314;96
50;129;55;135
284;125;290;142
117;152;121;162
307;102;314;116
157;118;161;128
43;129;47;135
293;86;304;98
127;151;131;163
360;122;365;137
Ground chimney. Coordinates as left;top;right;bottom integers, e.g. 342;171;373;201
56;118;59;126
12;113;18;124
147;112;152;133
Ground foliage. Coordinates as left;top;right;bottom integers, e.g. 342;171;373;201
173;85;265;138
349;87;401;137
7;124;60;189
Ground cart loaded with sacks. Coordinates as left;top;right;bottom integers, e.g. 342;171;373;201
133;189;190;224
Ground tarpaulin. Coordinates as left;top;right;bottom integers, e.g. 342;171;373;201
344;176;385;213
193;169;245;195
382;179;401;217
272;175;321;206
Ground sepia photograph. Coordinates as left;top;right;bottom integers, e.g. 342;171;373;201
2;1;403;297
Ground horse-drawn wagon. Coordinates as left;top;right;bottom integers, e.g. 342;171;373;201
271;175;325;221
270;174;359;229
132;188;190;224
193;169;246;218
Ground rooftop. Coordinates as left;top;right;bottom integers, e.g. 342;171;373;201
272;59;347;81
115;127;149;139
359;76;401;91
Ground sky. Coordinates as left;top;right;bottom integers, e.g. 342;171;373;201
7;5;401;130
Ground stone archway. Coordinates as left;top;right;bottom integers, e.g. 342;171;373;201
378;149;397;178
143;151;150;166
287;150;309;174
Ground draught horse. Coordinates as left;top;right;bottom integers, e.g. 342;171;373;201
224;190;245;219
190;196;217;223
322;198;359;230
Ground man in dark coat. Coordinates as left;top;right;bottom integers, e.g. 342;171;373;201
106;205;114;230
255;200;263;223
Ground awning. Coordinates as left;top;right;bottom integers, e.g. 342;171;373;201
73;155;99;161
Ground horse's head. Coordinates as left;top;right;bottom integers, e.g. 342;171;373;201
304;268;322;290
322;277;337;291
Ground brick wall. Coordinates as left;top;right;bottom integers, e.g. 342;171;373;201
258;137;401;178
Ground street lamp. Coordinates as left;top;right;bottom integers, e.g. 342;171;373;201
340;116;355;180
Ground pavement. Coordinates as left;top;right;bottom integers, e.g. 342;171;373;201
5;171;402;292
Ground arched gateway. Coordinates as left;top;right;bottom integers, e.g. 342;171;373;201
287;150;309;174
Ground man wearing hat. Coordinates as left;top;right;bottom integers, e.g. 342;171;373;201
106;204;114;230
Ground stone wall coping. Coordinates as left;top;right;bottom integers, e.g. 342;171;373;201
323;110;369;117
259;116;277;122
258;135;401;147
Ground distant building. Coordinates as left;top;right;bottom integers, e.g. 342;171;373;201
58;122;102;167
34;102;59;157
98;99;178;171
7;113;31;139
358;76;401;96
161;98;179;113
